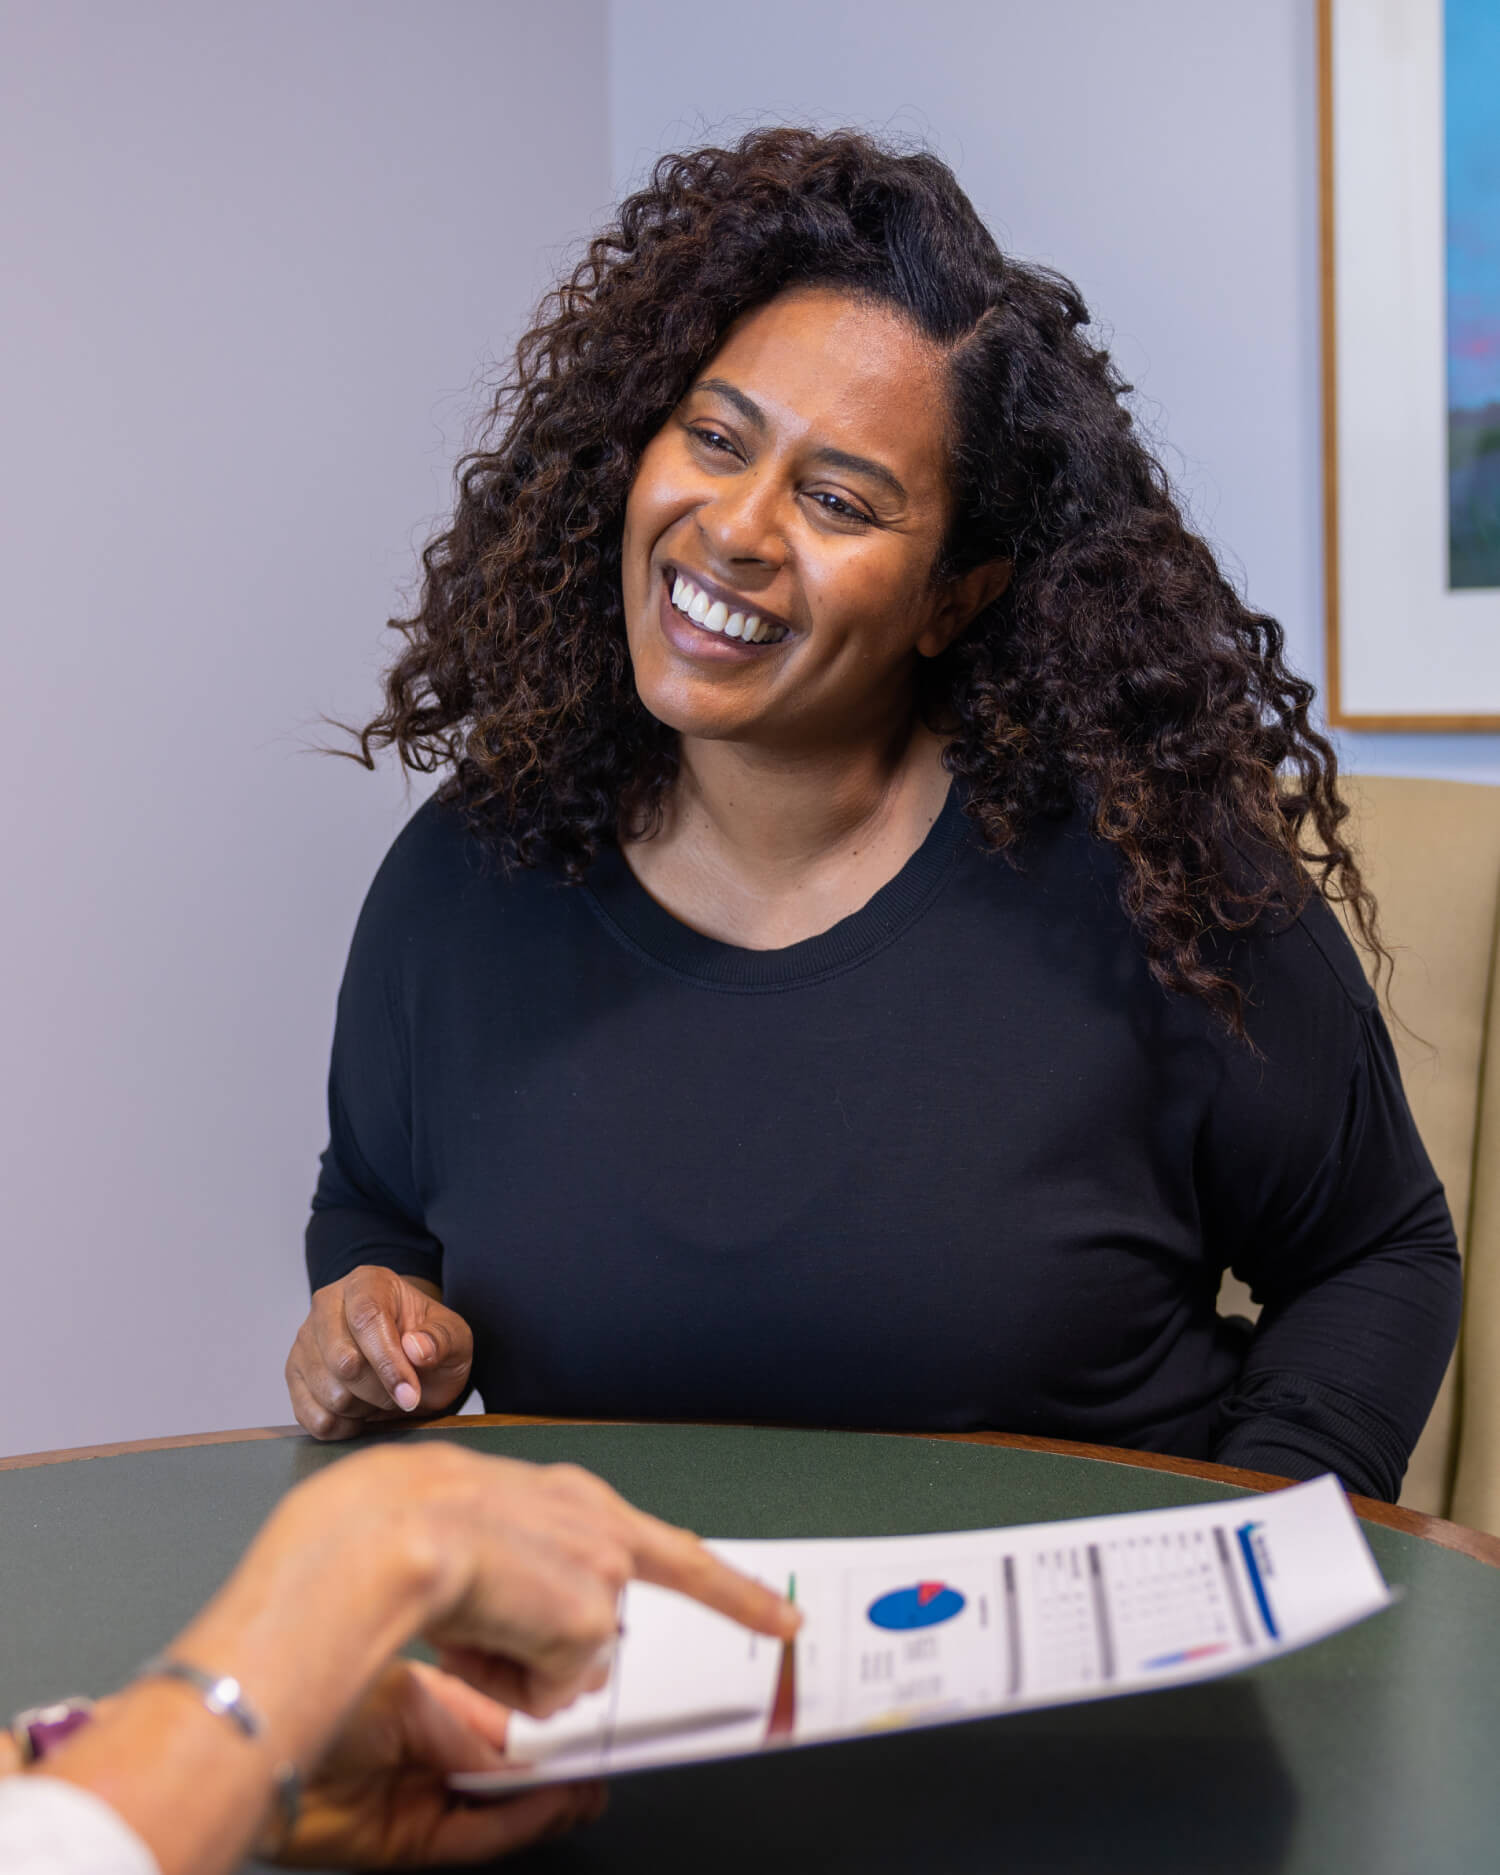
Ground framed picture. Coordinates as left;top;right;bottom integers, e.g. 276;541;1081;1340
1322;0;1500;728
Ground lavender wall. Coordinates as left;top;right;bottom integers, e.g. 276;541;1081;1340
0;0;607;1456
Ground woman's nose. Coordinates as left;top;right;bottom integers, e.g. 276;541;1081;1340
697;469;784;568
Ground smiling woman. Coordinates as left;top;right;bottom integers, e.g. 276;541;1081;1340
618;288;1008;948
284;129;1460;1506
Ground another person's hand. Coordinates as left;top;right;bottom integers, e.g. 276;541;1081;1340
251;1445;800;1721
34;1445;798;1875
285;1265;473;1438
269;1661;604;1869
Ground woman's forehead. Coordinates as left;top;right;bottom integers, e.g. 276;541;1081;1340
695;288;951;492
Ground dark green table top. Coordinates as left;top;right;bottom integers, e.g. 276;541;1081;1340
3;1422;1498;1875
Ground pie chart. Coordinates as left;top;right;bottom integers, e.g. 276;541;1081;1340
867;1581;966;1631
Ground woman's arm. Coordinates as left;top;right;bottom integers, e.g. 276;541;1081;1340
293;808;482;1437
1214;1185;1460;1497
1203;905;1462;1499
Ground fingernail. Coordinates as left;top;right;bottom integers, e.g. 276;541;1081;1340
394;1381;420;1411
402;1332;435;1364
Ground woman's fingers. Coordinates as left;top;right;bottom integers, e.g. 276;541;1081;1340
287;1278;399;1425
433;1646;535;1713
334;1271;474;1415
421;1459;796;1691
628;1513;801;1639
335;1267;475;1413
422;1781;606;1866
395;1291;474;1412
441;1557;627;1717
389;1661;512;1772
284;1269;476;1436
280;1655;603;1867
533;1465;799;1640
342;1276;426;1412
438;1645;615;1723
284;1345;375;1441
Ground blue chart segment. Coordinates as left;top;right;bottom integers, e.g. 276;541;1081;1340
867;1581;967;1632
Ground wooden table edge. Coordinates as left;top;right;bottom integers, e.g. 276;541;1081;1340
7;1414;1498;1569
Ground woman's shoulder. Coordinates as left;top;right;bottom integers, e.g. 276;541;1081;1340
345;794;483;948
368;792;491;902
1001;804;1377;1010
964;804;1378;1055
1190;887;1382;1142
1254;888;1378;1015
350;794;571;963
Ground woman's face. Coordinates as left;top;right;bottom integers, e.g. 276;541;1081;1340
621;286;975;756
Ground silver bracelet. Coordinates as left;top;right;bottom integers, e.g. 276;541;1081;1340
136;1654;301;1845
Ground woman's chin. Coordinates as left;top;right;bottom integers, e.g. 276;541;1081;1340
636;690;760;744
630;658;771;745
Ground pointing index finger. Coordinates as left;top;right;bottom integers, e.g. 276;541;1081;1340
626;1515;801;1640
346;1292;423;1412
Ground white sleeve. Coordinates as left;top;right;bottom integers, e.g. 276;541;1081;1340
0;1776;160;1875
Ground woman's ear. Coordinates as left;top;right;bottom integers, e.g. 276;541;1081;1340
915;559;1014;658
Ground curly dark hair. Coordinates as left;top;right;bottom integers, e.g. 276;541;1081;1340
353;125;1380;1033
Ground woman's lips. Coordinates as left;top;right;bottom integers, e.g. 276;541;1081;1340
655;567;792;662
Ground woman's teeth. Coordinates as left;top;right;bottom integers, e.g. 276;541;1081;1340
670;574;787;644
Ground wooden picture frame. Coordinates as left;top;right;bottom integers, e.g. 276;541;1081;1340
1321;0;1500;730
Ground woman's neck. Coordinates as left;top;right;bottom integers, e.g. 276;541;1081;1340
622;722;953;950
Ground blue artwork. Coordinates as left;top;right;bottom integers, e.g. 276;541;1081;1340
1447;0;1500;588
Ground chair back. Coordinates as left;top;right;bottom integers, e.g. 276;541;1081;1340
1336;776;1500;1523
1216;774;1500;1523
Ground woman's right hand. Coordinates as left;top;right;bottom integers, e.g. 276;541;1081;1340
285;1266;474;1439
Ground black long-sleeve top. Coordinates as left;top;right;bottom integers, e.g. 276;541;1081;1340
307;786;1461;1500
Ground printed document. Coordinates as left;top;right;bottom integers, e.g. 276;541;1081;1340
451;1473;1391;1791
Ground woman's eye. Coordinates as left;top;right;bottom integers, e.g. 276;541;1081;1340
808;490;874;525
688;426;739;457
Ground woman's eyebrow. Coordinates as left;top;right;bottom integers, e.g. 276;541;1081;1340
690;378;907;501
808;445;907;502
692;377;766;429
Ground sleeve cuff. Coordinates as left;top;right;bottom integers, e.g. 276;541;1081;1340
305;1206;444;1292
1213;1371;1410;1501
0;1776;161;1875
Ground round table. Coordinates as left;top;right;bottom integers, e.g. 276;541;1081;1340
4;1417;1499;1875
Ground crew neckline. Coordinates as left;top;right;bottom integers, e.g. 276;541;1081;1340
582;783;970;992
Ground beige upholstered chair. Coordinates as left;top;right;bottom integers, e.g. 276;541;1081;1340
1220;775;1500;1528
